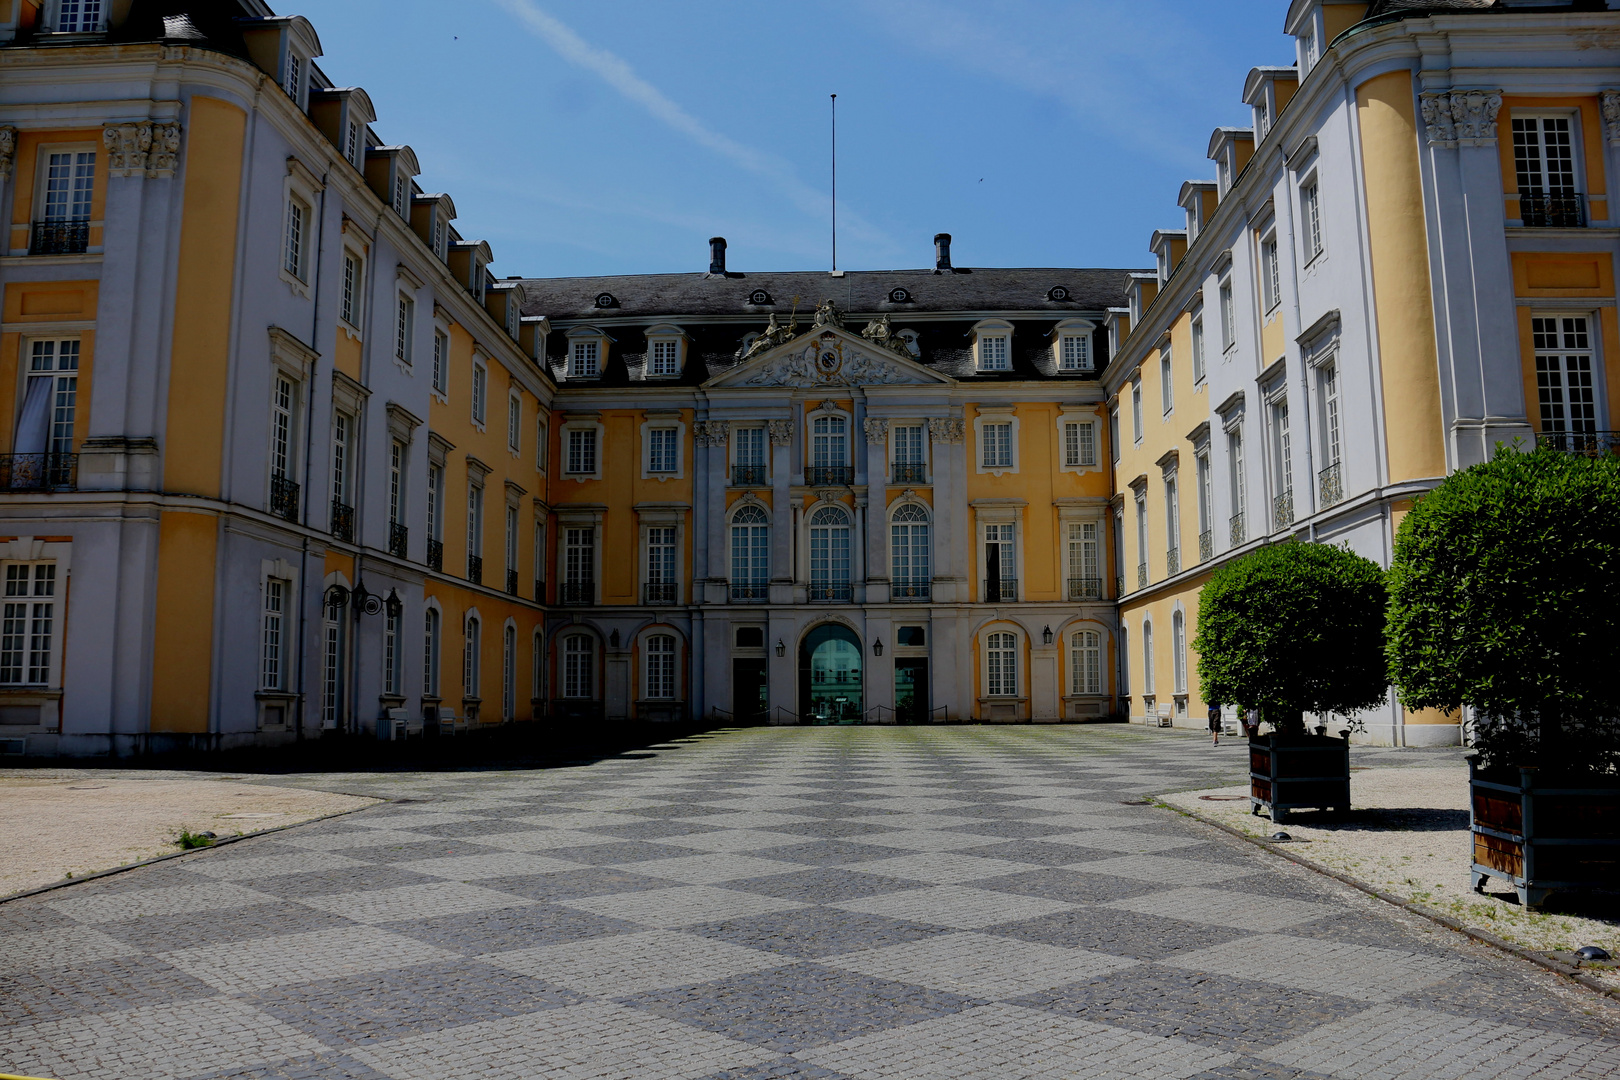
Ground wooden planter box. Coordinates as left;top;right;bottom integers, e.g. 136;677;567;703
1249;731;1350;823
1469;758;1620;909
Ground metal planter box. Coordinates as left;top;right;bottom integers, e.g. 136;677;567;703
1469;758;1620;909
1249;731;1350;823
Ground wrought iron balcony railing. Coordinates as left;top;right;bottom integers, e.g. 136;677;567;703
1519;192;1585;228
1199;529;1213;563
270;473;299;522
388;521;408;559
891;462;927;484
732;464;767;486
506;569;520;596
643;582;677;605
1229;512;1246;546
1116;574;1125;598
426;538;443;572
0;453;77;491
730;583;768;602
466;554;483;585
1136;562;1148;590
891;581;931;602
330;500;354;543
1067;577;1103;602
808;582;853;602
805;465;853;486
30;220;89;255
559;580;594;605
1318;460;1343;507
1536;430;1619;455
1273;490;1294;529
983;578;1018;603
1166;547;1180;576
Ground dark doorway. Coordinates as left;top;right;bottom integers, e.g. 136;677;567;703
895;658;929;724
732;658;768;724
799;623;862;724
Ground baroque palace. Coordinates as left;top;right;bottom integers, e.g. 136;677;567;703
0;0;1612;755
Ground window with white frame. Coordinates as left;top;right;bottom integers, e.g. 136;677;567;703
507;394;521;453
533;521;545;590
730;505;769;593
392;173;408;218
1319;362;1342;467
1271;397;1293;508
1063;419;1096;468
645;634;676;699
1164;475;1180;559
890;504;930;593
55;0;104;32
284;196;309;281
270;373;297;486
431;213;445;260
1160;347;1174;414
1533;315;1597;436
808;505;852;595
811;415;847;467
426;463;442;543
388;440;404;526
1067;522;1098;589
978;332;1010;371
432;330;449;395
1228;427;1246;525
19;339;79;461
1196;450;1212;537
395;294;414;367
1219;273;1235;349
41;148;94;224
0;563;55;686
1260;231;1281;313
260;577;287;690
503;624;516;719
1130;379;1143;442
1512;114;1579;197
1134;492;1148;576
648;427;679;473
563;633;593;698
423;607;440;698
384;609;401;696
564;527;594;587
986;631;1018;696
284;51;301;102
532;632;543;701
1109;407;1120;464
536;417;549;471
981;422;1013;469
1070;630;1101;695
1302;178;1323;261
344;120;359;167
734;427;765;474
463;614;480;696
892;424;924;467
1172;610;1187;694
1142;620;1156;696
1299;20;1317;73
1118;623;1130;695
466;477;484;566
1191;314;1206;383
984;522;1015;587
340;252;363;328
649;339;679;376
471;360;487;425
505;504;519;576
646;526;676;589
567;427;597;474
571;339;600;378
322;599;344;728
1060;333;1091;371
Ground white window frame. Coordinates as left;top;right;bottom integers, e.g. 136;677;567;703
640;413;688;481
642;632;679;701
470;354;488;428
394;291;415;369
645;325;685;378
0;560;61;689
1160;345;1174;415
983;628;1020;698
431;325;450;399
1172;607;1188;695
1130;377;1143;443
728;501;771;595
973;320;1014;372
1511;111;1583;198
973;409;1020;476
502;621;517;720
1531;313;1601;435
889;500;931;595
536;416;550;473
507;391;522;455
279;161;320;297
339;246;365;334
562;632;595;699
1301;174;1324;263
562;421;604;481
1190;309;1206;384
1053;319;1096;372
463;611;481;699
260;576;289;691
568;333;604;380
1219;270;1236;352
1070;627;1102;696
976;509;1022;601
1260;228;1282;314
1056;408;1099;475
1318;360;1342;467
51;0;106;34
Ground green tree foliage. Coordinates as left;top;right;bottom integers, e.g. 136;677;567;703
1386;445;1620;773
1194;541;1388;735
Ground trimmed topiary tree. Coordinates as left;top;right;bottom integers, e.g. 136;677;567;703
1194;540;1389;736
1386;444;1620;774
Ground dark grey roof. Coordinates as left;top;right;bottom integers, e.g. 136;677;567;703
1364;0;1600;15
517;267;1141;321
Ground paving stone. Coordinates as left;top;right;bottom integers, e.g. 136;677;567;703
487;928;788;995
297;880;536;924
966;865;1168;904
0;923;140;970
1164;933;1471;1003
823;931;1136;997
1067;852;1264;885
94;901;355;951
1;953;218;1025
44;881;275;924
558;884;809;929
1104;885;1339;930
628;852;810;885
158;925;455;993
184;851;372;881
847;851;1033;885
985;903;1258;959
382;900;643;953
244;863;445;899
721;869;932;904
684;904;952;958
318;838;509;864
472;865;677;902
178;1051;396;1080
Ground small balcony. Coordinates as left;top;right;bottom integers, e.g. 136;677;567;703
809;582;853;602
805;465;853;486
0;453;77;492
388;521;408;559
1166;547;1180;576
730;583;768;602
1067;577;1103;602
1199;529;1213;563
30;220;89;256
506;568;520;596
1229;512;1246;546
1519;192;1585;228
1273;490;1294;530
1318;460;1343;507
732;464;767;487
891;581;931;602
1116;574;1125;598
560;580;594;605
330;500;354;543
891;462;927;484
643;582;677;605
983;578;1018;603
426;538;443;573
1136;562;1148;590
467;554;483;586
270;473;299;523
1536;430;1619;456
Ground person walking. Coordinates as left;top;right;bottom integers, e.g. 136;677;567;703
1207;701;1223;746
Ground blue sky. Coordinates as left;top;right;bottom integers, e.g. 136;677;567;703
311;1;1293;277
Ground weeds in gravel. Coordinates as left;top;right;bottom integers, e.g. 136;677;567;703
175;829;215;849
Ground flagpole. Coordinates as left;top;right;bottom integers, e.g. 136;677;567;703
830;93;837;273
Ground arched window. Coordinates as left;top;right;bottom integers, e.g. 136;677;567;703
1142;620;1155;695
1071;630;1101;695
809;505;851;601
563;634;594;698
422;607;440;698
730;504;769;601
1172;610;1187;695
1119;625;1130;696
463;614;481;697
532;632;543;701
645;634;676;700
986;631;1018;696
890;503;931;600
503;624;517;720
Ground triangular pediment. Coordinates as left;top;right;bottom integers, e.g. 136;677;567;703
706;326;953;389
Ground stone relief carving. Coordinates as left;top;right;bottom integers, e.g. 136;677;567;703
739;336;918;388
929;417;965;444
863;418;889;444
766;420;794;446
860;314;916;358
0;127;14;182
1419;90;1502;147
1603;91;1620;146
104;123;152;175
693;420;729;446
148;123;181;177
813;298;844;328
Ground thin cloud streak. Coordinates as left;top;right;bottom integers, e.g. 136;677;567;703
489;0;891;250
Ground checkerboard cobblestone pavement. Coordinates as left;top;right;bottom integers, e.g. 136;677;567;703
5;726;1619;1079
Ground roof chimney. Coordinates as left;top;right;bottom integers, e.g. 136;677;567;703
709;236;727;275
934;232;952;272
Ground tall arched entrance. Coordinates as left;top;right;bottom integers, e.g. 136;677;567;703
799;623;862;724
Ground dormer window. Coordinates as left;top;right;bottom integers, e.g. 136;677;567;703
645;325;684;378
345;121;359;166
55;0;104;33
1055;321;1094;372
506;297;519;340
571;340;600;378
285;53;302;103
976;324;1011;372
1218;154;1232;195
431;215;444;259
392;174;407;218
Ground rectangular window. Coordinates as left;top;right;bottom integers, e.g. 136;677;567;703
1320;364;1341;465
1067;522;1099;583
345;120;359;166
388;441;404;525
1261;233;1281;312
645;635;676;700
567;428;597;474
981;422;1012;468
284;198;306;280
467;481;484;561
571;340;599;378
431;214;444;259
1135;494;1148;574
1513;115;1578;196
463;618;480;696
322;608;344;728
270;374;295;480
564;635;592;698
1196;451;1212;534
426;463;442;541
384;611;400;696
1219;276;1235;349
1160;348;1174;414
284;52;301;101
650;339;679;376
393;173;407;218
0;563;55;686
340;253;361;326
731;508;769;589
432;330;449;394
1130;380;1143;442
471;362;487;425
536;418;549;471
508;395;522;452
893;424;924;465
43;150;95;223
1272;399;1293;499
647;526;676;585
1071;629;1101;696
1533;315;1597;436
984;522;1016;584
811;415;847;467
261;578;286;690
1302;180;1323;260
986;632;1017;697
506;504;519;574
979;335;1009;371
648;427;678;473
22;339;80;459
1109;408;1120;465
1191;316;1206;383
1164;476;1180;554
331;412;350;507
735;426;765;468
1060;334;1091;371
395;295;414;366
56;0;104;32
1063;421;1096;468
533;522;546;588
423;608;440;698
565;527;594;585
1229;429;1246;521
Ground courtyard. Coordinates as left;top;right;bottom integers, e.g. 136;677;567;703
3;725;1618;1080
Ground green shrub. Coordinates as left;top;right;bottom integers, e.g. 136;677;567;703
1194;540;1388;736
176;829;215;850
1386;445;1620;773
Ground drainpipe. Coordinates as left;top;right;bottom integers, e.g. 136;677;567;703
295;172;330;742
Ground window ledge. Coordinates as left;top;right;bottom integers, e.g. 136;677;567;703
280;269;311;299
5;252;102;265
0;688;61;700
